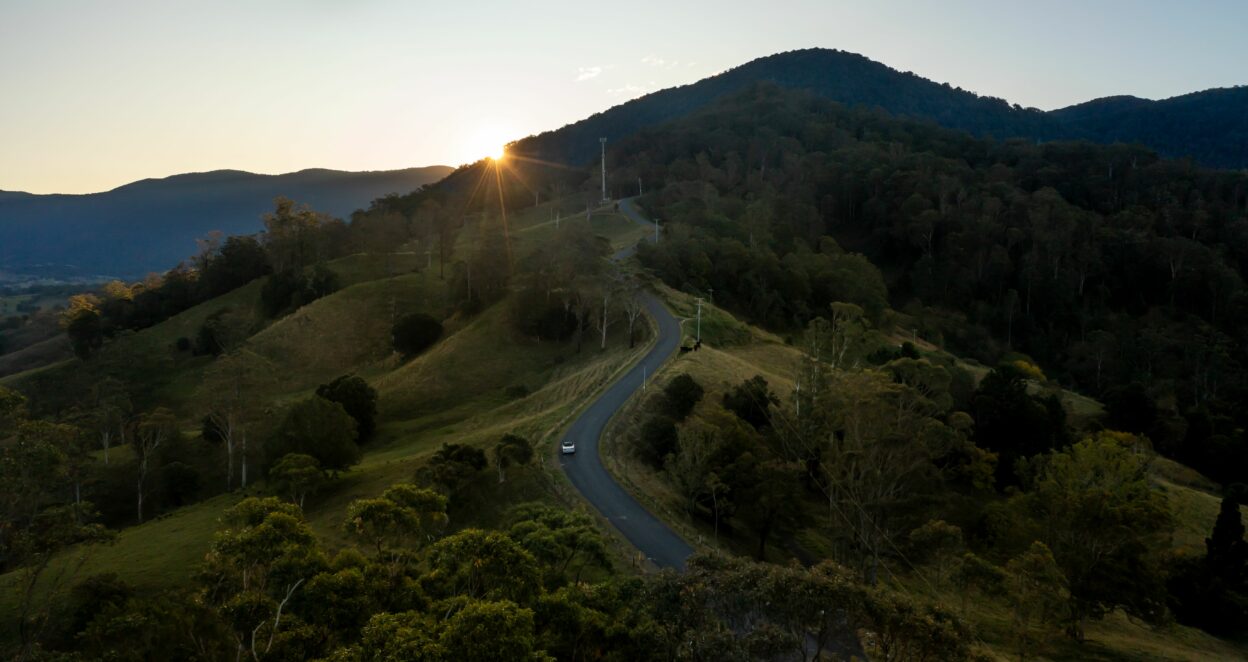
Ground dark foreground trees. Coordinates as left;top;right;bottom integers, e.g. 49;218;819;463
47;487;977;661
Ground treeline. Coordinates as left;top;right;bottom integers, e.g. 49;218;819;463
59;193;465;361
626;83;1248;487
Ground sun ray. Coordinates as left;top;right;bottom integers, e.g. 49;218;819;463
492;158;513;268
500;160;538;199
458;161;492;220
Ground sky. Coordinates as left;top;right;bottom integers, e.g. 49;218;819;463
2;0;1245;195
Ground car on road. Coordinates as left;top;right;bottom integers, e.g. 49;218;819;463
561;439;576;454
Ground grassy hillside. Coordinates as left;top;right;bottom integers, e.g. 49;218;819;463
600;284;1248;661
0;196;655;643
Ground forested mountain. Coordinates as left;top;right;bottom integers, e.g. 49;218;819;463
510;48;1248;170
1052;87;1248;169
617;82;1248;487
0;166;451;281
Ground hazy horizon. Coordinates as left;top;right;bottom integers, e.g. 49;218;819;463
3;0;1245;195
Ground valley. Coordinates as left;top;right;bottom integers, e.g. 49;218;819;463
2;37;1247;661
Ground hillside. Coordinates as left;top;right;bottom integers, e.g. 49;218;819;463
507;48;1247;170
1052;86;1248;169
600;283;1248;661
0;166;451;282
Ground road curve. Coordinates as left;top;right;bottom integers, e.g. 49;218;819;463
560;198;695;570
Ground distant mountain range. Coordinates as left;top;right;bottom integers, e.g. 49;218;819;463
0;166;451;282
511;48;1248;170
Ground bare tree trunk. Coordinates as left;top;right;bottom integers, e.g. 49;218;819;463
240;430;248;488
99;430;111;464
137;457;146;523
599;295;610;350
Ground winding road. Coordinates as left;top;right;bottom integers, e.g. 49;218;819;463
559;198;695;570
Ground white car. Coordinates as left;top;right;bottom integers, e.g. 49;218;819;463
561;439;576;454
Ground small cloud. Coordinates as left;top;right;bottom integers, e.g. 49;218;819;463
575;66;602;82
642;55;680;69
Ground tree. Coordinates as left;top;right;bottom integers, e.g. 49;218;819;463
262;197;332;272
440;599;544;661
418;443;487;500
721;375;777;431
352;610;445;660
200;497;326;660
392;312;443;358
198;235;271;298
0;385;28;434
661;374;704;421
1168;492;1248;635
735;458;803;560
972;363;1068;487
344;484;448;586
201;350;271;490
426;529;541;604
78;378;130;465
622;288;646;348
62;294;104;360
952;552;1007;616
1;426;113;653
132;408;177;523
492;434;534;483
1008;436;1172;640
1207;493;1248;578
1005;542;1068;660
908;519;965;589
269;454;325;508
807;369;952;585
316;374;380;443
592;287;614;351
506;503;610;586
266;396;360;474
635;416;678;469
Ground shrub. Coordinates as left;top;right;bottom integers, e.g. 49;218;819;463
661;374;704;421
266;396;360;474
392;312;443;357
316;375;379;442
637;416;678;469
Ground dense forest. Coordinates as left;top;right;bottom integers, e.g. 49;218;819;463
619;83;1248;490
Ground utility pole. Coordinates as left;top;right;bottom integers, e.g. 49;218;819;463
695;297;703;342
599;137;608;203
654;218;660;243
642;365;646;391
707;287;713;305
638;177;643;197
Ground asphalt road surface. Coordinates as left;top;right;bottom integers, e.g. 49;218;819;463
560;198;695;570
